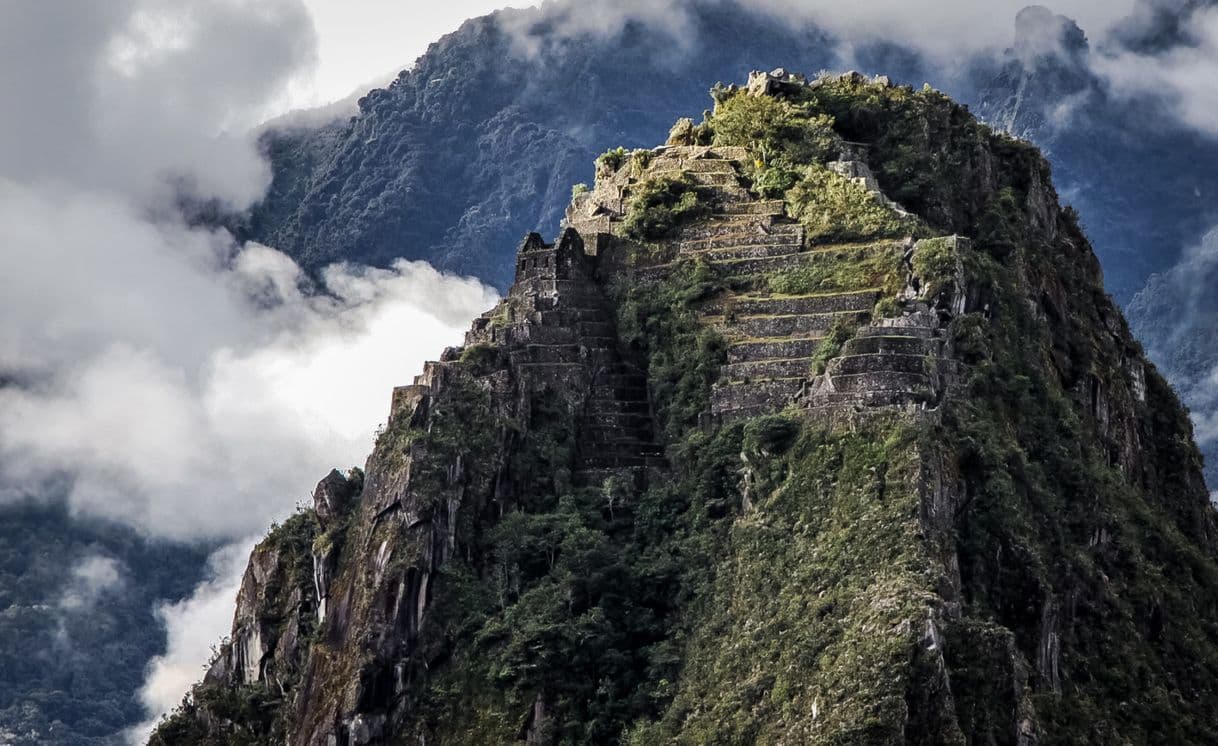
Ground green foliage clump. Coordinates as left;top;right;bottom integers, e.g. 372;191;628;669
810;315;859;375
615;259;727;437
766;245;903;297
743;414;801;458
752;162;801;199
787;164;918;243
910;236;960;300
595;146;629;174
709;90;839;165
622;176;711;243
459;342;503;376
151;683;285;746
571;182;589;199
651;421;939;742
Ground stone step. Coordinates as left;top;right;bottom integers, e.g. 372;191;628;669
712;312;853;339
707;242;890;277
856;322;937;339
711;378;805;415
803;390;933;409
842;335;932;356
581;425;656;442
723;357;811;382
682;226;803;251
670;159;740;174
706;290;879;316
825;370;931;393
578;453;668;470
650;169;742;188
582;411;654;429
593;363;647;378
681;231;802;252
829;353;929;376
573;464;666;489
577;321;616;338
727;337;823;364
578;442;666;461
590;372;647;388
719;200;785;216
685;242;804;263
516;345;619;365
593;386;649;401
587;399;652;415
703;251;816;275
537;308;613;325
677;218;788;240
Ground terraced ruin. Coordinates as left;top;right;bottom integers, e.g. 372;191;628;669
163;69;1218;746
567;138;961;423
390;110;965;490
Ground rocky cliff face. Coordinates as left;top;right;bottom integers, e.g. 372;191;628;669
156;71;1218;745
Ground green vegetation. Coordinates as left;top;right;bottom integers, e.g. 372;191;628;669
459;342;503;375
787;164;919;243
615;259;727;437
931;246;1218;742
621;176;711;243
649;420;942;743
766;245;902;296
810;316;859;375
709;91;838;165
151;683;284;746
571;182;589;199
910;235;960;301
595;146;629;174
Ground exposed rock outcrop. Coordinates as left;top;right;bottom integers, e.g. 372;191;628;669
156;71;1218;746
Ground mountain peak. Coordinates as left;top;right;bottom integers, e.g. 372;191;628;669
155;71;1218;745
1014;5;1089;64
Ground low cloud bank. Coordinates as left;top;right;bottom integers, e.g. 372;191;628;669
127;541;253;743
0;201;497;541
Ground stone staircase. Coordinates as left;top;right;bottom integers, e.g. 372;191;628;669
801;310;953;410
563;143;955;423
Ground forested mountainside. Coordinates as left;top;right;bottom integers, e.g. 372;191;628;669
158;71;1218;745
0;502;207;744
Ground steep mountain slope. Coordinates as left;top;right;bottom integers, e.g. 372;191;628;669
973;2;1218;486
974;4;1218;302
157;72;1218;745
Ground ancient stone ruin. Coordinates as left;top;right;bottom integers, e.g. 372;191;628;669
392;101;968;477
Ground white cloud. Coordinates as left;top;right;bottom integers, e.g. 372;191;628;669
128;541;253;744
59;555;126;611
292;0;540;110
500;0;1137;68
1092;5;1218;136
0;1;318;207
0;208;497;541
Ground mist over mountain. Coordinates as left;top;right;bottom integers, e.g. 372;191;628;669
4;0;1218;742
241;0;1218;482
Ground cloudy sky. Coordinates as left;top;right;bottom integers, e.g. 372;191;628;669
2;0;1215;741
0;4;506;738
